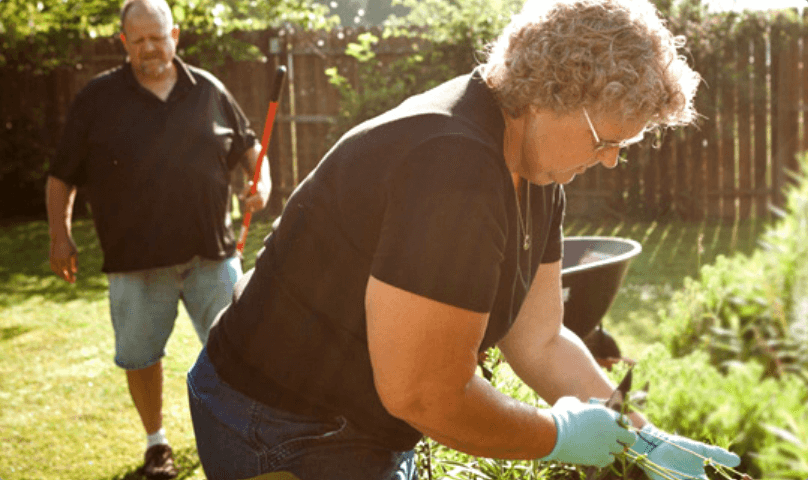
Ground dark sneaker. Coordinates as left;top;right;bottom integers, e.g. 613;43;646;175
140;444;178;479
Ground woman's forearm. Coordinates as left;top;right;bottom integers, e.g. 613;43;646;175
394;374;558;459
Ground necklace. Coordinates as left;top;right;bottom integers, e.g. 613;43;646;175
514;177;531;251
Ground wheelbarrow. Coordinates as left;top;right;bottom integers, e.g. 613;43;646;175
561;236;642;368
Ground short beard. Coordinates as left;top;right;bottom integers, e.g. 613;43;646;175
137;58;171;80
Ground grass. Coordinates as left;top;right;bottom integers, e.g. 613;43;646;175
0;215;769;480
564;216;769;358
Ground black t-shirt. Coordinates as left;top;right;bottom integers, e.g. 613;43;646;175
207;69;565;451
49;58;256;273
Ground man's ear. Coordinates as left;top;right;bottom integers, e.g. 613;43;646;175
119;32;127;48
171;25;179;44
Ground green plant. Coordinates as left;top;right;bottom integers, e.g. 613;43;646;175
0;116;54;218
324;30;455;144
0;0;336;73
324;0;523;143
415;346;808;480
660;155;808;386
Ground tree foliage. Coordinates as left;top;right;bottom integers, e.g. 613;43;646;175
324;0;523;142
0;0;337;73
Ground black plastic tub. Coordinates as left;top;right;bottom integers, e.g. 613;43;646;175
561;236;642;342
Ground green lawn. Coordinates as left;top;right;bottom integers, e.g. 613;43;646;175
0;215;768;480
564;216;768;358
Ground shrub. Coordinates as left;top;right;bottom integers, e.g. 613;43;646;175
660;155;808;386
415;346;808;480
0;117;53;219
324;0;523;143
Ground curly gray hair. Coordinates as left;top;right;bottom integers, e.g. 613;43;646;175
482;0;700;129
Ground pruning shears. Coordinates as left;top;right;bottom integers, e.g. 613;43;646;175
582;366;634;480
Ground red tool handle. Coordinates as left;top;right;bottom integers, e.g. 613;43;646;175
236;65;287;255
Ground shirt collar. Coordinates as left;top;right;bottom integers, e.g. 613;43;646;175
123;56;196;97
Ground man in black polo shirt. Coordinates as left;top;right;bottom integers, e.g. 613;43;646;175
45;0;269;477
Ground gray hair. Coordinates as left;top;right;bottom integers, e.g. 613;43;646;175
481;0;701;129
120;0;174;34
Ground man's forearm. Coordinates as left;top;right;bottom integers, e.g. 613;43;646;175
242;144;270;189
46;176;76;240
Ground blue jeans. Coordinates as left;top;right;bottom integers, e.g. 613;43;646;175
108;256;241;369
187;347;418;480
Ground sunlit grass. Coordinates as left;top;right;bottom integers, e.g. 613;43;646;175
563;216;768;360
0;218;270;480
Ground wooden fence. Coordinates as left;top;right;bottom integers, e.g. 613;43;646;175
3;21;808;220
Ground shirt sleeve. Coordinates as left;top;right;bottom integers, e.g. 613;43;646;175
49;87;94;187
221;87;257;170
371;136;509;314
540;184;565;264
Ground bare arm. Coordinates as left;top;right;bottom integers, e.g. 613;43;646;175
46;176;78;283
365;275;558;459
498;260;647;427
240;143;271;213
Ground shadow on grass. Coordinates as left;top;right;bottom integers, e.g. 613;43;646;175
104;446;203;480
1;324;33;341
563;215;772;351
564;215;771;288
0;218;109;306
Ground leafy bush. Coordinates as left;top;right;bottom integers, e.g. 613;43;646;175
0;117;53;218
633;346;807;480
324;0;523;142
324;31;456;146
416;346;808;480
660;155;808;386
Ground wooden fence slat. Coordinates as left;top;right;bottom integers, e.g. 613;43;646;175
753;27;769;218
737;35;753;220
658;130;674;216
783;33;801;177
721;37;738;220
802;12;808;157
704;52;722;219
673;129;689;218
772;24;784;208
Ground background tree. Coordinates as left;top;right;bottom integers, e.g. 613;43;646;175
0;0;336;73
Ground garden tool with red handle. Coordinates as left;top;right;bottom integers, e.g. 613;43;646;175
236;65;287;256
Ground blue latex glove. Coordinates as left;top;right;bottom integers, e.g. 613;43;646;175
630;424;741;480
540;396;638;468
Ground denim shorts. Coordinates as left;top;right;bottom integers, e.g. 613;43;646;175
187;347;417;480
107;256;241;370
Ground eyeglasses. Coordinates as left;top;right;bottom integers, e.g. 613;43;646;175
582;107;644;154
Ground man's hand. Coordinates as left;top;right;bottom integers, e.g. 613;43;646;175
50;236;79;283
241;179;270;213
631;424;741;480
540;396;637;468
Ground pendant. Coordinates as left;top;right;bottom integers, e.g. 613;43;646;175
523;235;531;251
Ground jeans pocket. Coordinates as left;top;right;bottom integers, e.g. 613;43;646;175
260;414;348;470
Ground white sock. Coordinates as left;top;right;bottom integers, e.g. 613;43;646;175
146;428;169;449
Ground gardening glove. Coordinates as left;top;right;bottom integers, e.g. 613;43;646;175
540;396;638;468
630;424;741;480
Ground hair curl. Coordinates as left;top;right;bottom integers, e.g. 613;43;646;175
481;0;700;130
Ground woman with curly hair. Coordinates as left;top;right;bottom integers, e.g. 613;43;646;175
187;1;737;479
